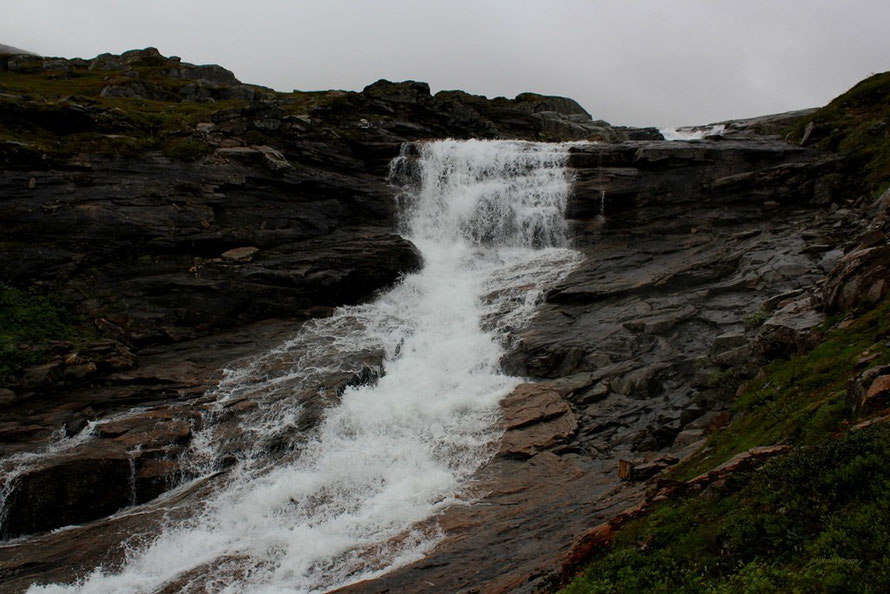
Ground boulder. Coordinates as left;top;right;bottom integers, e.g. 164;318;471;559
1;454;132;538
611;364;669;399
756;296;824;358
847;365;890;414
221;246;260;262
821;245;890;312
512;92;591;117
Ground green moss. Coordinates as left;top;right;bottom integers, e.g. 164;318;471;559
674;297;890;480
563;424;890;593
161;137;210;161
0;69;116;98
789;71;890;191
705;368;745;400
0;64;240;161
0;285;96;383
743;310;769;331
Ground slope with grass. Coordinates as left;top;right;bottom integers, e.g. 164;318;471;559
563;71;890;593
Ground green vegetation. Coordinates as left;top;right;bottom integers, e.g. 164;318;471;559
0;53;353;164
677;298;890;480
161;137;211;161
0;285;95;383
563;424;890;593
564;296;890;592
790;71;890;192
0;61;241;160
742;309;769;331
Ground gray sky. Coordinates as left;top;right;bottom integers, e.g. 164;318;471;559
3;0;889;126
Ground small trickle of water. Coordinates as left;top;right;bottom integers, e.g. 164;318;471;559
29;139;582;594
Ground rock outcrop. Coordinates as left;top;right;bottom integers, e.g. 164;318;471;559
0;48;629;545
1;48;884;592
341;135;874;593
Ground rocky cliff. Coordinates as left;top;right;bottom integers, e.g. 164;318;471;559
1;48;889;592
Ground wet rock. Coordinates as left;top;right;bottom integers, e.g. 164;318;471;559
1;454;132;539
611;364;669;399
499;384;578;457
95;411;192;449
674;428;706;448
134;458;180;503
362;79;431;104
762;288;806;312
822;245;890;312
619;455;680;481
21;361;65;388
614;126;664;141
63;362;97;380
711;332;747;354
756;296;825;358
0;388;17;407
0;421;50;443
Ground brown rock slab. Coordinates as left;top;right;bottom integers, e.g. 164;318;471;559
221;246;260;262
498;384;577;457
501;385;570;430
96;410;193;449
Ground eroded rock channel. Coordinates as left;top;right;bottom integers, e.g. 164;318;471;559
0;49;872;593
344;128;866;593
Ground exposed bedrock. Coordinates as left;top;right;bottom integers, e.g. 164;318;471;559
0;52;880;589
343;137;879;593
0;52;636;545
0;151;420;345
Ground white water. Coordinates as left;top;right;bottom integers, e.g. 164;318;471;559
659;123;726;141
30;139;582;594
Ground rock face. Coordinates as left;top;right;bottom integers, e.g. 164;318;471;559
0;48;881;592
343;137;874;593
0;49;630;550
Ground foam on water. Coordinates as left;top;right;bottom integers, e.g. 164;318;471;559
28;139;582;593
659;124;726;141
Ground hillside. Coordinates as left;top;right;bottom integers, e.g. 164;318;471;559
560;72;890;592
1;48;889;592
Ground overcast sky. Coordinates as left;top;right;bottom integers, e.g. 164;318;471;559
3;1;889;126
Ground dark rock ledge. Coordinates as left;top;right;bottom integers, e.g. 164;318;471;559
0;47;879;592
0;47;639;583
343;132;878;593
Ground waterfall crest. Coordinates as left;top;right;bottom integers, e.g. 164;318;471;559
31;139;582;594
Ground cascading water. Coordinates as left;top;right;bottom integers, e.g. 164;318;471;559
29;139;582;594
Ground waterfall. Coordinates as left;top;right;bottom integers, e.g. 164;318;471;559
30;139;582;594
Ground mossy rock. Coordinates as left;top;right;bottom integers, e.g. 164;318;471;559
790;71;890;192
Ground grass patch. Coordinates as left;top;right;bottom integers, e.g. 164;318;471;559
0;62;241;161
161;137;210;161
563;424;890;593
789;71;890;192
742;310;769;331
673;298;890;480
0;284;96;384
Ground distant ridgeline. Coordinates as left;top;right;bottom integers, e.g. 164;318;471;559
0;46;639;165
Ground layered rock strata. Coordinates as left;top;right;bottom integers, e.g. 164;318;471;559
0;48;877;592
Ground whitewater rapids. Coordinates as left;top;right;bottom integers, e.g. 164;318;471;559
30;139;582;593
